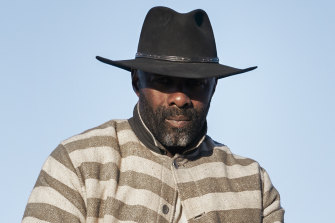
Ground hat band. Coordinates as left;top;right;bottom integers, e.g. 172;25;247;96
135;52;219;63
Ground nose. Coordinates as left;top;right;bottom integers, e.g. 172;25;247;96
167;91;192;108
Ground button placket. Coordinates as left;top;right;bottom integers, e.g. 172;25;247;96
159;157;177;222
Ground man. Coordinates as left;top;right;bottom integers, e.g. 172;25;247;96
23;6;284;223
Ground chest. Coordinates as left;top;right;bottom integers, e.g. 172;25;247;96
84;149;263;223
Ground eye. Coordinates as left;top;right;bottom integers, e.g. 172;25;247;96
155;77;173;85
187;79;207;88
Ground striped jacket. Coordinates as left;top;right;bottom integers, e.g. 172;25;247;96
23;119;284;222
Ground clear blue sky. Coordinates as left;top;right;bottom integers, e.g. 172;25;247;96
1;0;334;222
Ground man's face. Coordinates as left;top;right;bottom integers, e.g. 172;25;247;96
133;70;217;150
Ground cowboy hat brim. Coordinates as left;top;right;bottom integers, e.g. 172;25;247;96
96;56;257;79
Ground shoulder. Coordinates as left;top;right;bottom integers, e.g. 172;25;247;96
56;119;131;167
205;136;261;170
60;119;131;147
208;138;281;191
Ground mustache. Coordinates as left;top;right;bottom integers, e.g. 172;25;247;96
157;106;198;119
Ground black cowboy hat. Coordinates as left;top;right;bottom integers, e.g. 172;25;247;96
96;6;257;79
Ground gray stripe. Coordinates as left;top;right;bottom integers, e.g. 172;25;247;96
77;162;119;181
178;174;261;200
185;147;255;168
120;141;171;169
50;144;77;174
263;209;285;223
87;197;169;223
116;120;132;132
34;170;86;217
212;148;255;166
188;209;262;223
23;203;81;223
119;171;175;205
263;186;281;209
77;161;175;205
81;120;117;134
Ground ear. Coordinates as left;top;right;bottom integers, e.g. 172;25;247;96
131;69;140;97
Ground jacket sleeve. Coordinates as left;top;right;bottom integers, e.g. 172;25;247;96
261;167;285;223
22;144;86;223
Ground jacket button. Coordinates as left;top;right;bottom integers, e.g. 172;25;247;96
162;204;169;214
173;160;178;169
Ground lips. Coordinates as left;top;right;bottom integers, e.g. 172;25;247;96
165;115;191;128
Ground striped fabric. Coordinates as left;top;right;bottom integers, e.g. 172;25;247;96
23;119;284;223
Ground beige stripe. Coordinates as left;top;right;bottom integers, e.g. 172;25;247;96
86;215;139;223
178;174;261;200
262;168;274;193
175;162;259;183
23;203;81;223
117;129;140;145
63;125;117;145
115;119;128;124
85;178;118;199
263;185;280;208
69;146;121;168
64;135;119;153
119;171;175;204
42;156;81;191
263;209;285;223
28;186;85;222
120;155;175;188
86;183;170;209
87;197;169;222
187;209;262;223
34;170;86;216
22;216;50;223
120;141;171;169
76;120;127;142
115;185;171;214
264;200;281;216
183;191;262;219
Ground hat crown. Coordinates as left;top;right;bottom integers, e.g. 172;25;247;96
137;7;218;59
96;7;257;79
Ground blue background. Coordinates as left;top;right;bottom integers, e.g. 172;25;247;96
1;0;334;222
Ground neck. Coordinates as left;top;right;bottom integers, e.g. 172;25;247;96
128;104;207;156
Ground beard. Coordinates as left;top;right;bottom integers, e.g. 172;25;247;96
139;94;210;150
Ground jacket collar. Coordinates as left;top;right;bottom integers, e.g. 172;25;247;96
128;104;207;156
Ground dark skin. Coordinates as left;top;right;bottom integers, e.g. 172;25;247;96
132;69;217;156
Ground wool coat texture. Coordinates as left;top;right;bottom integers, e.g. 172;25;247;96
23;115;284;222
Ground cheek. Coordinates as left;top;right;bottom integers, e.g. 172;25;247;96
186;83;215;104
140;88;167;108
190;89;213;111
191;99;209;113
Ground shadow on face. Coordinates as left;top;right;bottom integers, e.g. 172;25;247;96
132;69;217;105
